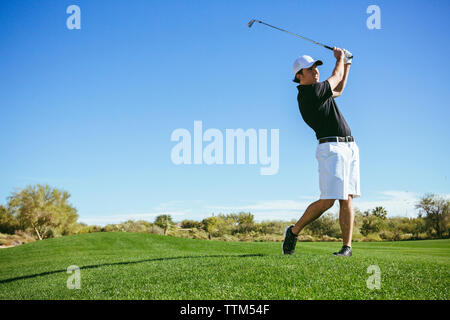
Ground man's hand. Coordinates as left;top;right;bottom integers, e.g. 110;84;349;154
333;47;344;61
343;49;353;65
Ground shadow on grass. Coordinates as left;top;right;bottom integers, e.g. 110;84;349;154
0;253;266;284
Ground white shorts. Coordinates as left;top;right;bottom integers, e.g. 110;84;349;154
315;141;360;200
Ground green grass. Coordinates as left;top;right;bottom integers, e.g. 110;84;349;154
0;232;448;299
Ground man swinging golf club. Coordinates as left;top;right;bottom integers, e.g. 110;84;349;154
282;47;360;256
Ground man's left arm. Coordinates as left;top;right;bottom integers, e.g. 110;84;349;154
332;63;351;98
333;49;352;97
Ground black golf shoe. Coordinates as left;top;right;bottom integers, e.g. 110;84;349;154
333;245;352;257
282;225;298;255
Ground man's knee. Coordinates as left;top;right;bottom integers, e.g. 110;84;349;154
339;195;353;208
318;199;335;211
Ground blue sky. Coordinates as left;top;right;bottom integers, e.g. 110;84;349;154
1;0;449;225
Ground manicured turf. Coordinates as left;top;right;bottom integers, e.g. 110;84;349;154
0;232;448;299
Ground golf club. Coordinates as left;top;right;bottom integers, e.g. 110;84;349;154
248;19;353;58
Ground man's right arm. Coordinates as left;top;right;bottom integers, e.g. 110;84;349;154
327;47;345;91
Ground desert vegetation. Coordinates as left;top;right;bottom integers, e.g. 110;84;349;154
0;184;448;246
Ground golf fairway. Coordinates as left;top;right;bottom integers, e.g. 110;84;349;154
0;232;448;300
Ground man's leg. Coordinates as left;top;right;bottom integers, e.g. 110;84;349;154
338;195;354;247
291;199;335;235
282;199;335;254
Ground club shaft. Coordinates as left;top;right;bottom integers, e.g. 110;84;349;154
255;20;333;51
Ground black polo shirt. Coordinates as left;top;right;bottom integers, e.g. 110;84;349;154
297;80;351;140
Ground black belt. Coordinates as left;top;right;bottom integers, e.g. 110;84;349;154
318;136;354;144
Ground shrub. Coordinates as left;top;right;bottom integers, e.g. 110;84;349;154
149;224;164;235
318;235;341;242
120;220;151;233
234;212;257;234
298;235;315;242
252;234;284;242
366;233;382;241
189;229;209;240
100;220;152;233
305;213;340;238
257;221;286;235
0;231;35;246
180;220;203;229
218;234;237;242
202;216;235;238
379;231;395;241
399;233;413;241
0;205;19;234
77;225;102;234
360;210;385;236
352;233;364;242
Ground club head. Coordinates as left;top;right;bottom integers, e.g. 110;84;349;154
248;19;256;28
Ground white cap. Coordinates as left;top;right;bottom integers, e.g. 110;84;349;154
292;55;323;75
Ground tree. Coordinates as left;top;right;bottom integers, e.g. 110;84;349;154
372;206;387;220
394;217;426;239
7;184;78;240
0;205;19;234
353;208;364;232
360;208;387;236
180;219;203;229
201;217;215;240
154;214;174;235
411;215;427;238
258;220;285;235
201;216;225;239
415;194;450;238
234;212;256;234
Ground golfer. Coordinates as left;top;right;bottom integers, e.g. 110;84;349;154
282;47;360;256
